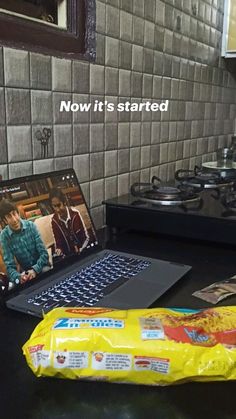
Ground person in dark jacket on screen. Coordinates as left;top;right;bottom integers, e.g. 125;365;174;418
49;188;89;257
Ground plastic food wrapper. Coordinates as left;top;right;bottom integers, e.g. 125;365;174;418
193;275;236;304
23;306;236;386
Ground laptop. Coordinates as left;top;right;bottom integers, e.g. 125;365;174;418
0;169;191;318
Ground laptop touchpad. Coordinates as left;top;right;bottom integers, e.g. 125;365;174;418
98;279;162;309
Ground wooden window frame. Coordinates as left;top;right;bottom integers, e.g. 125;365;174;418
0;0;96;61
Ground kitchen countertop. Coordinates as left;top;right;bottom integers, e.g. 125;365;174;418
1;229;236;419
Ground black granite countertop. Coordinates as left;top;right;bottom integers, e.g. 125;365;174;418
1;229;236;419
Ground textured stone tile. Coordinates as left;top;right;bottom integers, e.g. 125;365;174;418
80;182;90;207
0;88;5;125
154;26;164;51
151;122;160;144
164;29;173;54
143;74;153;97
105;67;118;95
96;1;106;33
73;124;89;154
72;61;90;93
106;0;119;5
0;127;7;164
132;45;143;72
119;70;131;96
55;157;73;171
90;95;105;123
172;56;180;78
33;159;55;174
131;72;142;97
4;48;29;88
90;123;104;152
171;78;179;100
160;143;168;164
144;21;155;48
53;92;72;124
9;161;33;179
106;5;120;37
73;154;89;183
162;77;171;98
90;179;104;207
144;0;156;22
90;206;104;229
0;48;3;86
96;33;105;65
141;145;151;168
141;122;151;145
30;53;52;90
160;122;169;142
90;152;104;180
105;150;118;176
121;0;133;13
52;57;71;92
143;48;154;74
153;76;162;99
118;122;130;148
54;125;72;157
90;64;105;94
105;96;118;122
130;170;140;184
168;142;177;161
118;173;130;195
133;16;144;45
118;149;130;173
140;168;150;182
142;102;152;122
151;144;160;165
120;11;133;42
105;37;119;67
6;89;30;125
7;126;32;162
32;125;53;159
130;98;142;122
0;164;8;180
130;147;140;171
156;0;165;26
105;176;118;200
163;54;172;77
119;41;132;70
72;94;90;124
130;122;141;147
133;0;144;17
31;91;52;124
154;51;163;75
105;123;118;150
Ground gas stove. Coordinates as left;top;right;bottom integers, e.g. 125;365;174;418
131;176;202;207
104;173;236;246
175;166;236;190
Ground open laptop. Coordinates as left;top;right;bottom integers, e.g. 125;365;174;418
0;169;191;317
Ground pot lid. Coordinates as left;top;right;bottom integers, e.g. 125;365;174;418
202;161;236;170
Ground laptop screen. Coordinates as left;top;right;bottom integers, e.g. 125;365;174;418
0;170;98;293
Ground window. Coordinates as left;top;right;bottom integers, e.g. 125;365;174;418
0;0;96;60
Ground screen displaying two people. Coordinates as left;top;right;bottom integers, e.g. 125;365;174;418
0;173;97;292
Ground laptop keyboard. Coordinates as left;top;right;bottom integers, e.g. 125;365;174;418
27;253;151;310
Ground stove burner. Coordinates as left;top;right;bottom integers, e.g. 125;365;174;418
175;166;235;189
130;178;201;206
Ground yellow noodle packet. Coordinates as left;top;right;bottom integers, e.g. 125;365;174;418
23;306;236;386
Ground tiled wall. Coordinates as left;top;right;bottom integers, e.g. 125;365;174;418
0;0;236;228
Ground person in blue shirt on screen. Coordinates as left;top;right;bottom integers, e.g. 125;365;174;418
0;199;49;286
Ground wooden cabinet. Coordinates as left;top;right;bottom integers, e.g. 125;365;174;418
222;0;236;57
